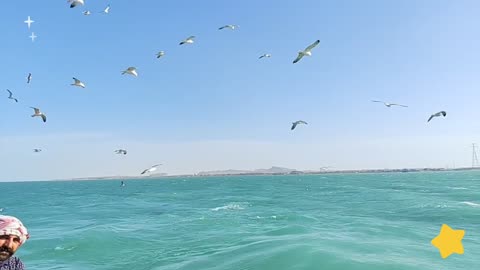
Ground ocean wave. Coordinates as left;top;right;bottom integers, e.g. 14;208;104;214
460;201;480;207
211;203;246;211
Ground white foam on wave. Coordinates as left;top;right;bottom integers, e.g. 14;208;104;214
211;203;245;211
460;201;480;207
448;187;468;190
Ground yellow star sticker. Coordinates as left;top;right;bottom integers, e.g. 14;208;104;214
431;224;465;259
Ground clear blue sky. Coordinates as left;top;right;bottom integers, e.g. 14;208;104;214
1;0;479;181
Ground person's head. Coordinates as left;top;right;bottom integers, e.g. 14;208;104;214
0;215;29;262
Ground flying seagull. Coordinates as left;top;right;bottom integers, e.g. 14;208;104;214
6;89;18;102
29;32;37;42
33;149;42;153
68;0;84;8
71;77;86;88
293;39;320;64
30;107;47;122
114;149;127;155
141;164;162;175
371;100;408;108
179;36;195;45
122;67;138;77
259;54;271;59
291;120;308;130
24;16;34;29
428;111;447;122
218;24;239;30
100;4;110;14
26;73;32;84
156;51;165;58
83;11;91;15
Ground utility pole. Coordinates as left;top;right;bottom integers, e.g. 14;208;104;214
472;143;479;168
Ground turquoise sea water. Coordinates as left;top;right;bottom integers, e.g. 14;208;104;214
1;171;479;270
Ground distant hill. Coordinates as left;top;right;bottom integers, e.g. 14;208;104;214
197;166;296;176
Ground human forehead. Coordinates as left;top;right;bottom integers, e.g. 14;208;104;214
0;234;21;240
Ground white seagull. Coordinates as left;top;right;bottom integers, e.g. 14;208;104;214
259;54;271;59
428;111;447;122
122;67;138;77
24;16;34;29
156;51;165;58
218;24;239;30
83;11;91;15
33;149;42;153
27;73;32;84
29;32;37;42
371;100;408;108
30;107;47;122
100;5;110;14
114;149;127;155
6;89;18;102
293;39;320;64
179;36;195;45
68;0;85;8
291;120;308;130
71;77;86;88
141;164;162;175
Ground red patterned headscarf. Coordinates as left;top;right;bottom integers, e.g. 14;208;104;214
0;215;30;245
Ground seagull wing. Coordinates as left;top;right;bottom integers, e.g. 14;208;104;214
141;169;148;175
305;40;320;52
218;26;227;30
390;103;408;107
293;53;304;64
73;77;80;84
298;121;308;125
187;36;195;40
41;114;47;122
427;115;434;122
6;89;13;98
371;100;384;103
30;107;40;114
441;111;447;117
291;123;297;130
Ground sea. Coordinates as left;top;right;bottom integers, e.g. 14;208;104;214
1;171;479;270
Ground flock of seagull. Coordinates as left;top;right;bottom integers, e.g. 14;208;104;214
5;1;449;177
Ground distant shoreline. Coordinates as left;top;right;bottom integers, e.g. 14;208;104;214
66;166;480;181
3;167;479;183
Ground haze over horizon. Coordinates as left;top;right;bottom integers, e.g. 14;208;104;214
1;0;479;182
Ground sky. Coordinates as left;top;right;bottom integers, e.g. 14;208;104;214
1;0;480;181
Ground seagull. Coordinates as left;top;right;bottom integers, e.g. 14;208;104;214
114;149;127;155
156;51;165;58
100;4;110;14
83;10;91;15
33;149;42;153
27;73;32;84
293;40;320;64
24;16;34;29
259;54;271;59
122;67;138;77
30;107;47;122
218;24;239;30
291;120;308;130
179;36;195;45
141;164;162;175
121;181;125;187
68;0;85;8
29;32;37;42
428;111;447;122
371;100;408;108
71;77;86;88
6;89;18;102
